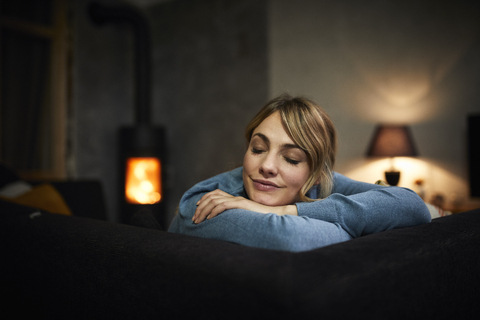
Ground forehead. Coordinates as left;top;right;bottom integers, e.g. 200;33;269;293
252;111;295;144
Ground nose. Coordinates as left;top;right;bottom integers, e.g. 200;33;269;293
259;153;278;177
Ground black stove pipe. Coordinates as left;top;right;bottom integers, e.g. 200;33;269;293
88;2;151;125
88;2;166;226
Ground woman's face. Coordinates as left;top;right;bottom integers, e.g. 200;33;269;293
242;111;310;206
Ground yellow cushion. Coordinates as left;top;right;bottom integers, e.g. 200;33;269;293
0;183;72;216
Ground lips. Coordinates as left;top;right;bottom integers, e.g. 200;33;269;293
252;179;281;192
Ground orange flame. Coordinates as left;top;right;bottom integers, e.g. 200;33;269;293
125;157;162;204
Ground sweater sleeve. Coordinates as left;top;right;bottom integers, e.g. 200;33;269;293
168;169;351;252
296;172;431;238
169;198;351;252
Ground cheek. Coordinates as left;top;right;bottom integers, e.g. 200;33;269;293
286;167;310;189
242;151;256;173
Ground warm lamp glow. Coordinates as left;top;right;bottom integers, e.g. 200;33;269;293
125;157;162;204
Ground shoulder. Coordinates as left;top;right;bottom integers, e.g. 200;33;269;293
209;166;244;195
182;167;245;200
331;172;385;195
310;172;384;198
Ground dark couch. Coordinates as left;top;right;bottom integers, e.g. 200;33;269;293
1;180;480;319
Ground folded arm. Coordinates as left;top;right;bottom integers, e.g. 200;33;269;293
169;190;351;252
297;172;431;237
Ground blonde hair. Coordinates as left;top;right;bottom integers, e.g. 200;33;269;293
245;94;337;201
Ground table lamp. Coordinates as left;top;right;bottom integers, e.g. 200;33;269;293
366;125;418;186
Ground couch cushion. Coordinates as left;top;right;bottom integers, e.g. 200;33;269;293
1;183;72;215
0;164;72;215
0;163;106;220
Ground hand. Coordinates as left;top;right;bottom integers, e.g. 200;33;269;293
192;189;298;224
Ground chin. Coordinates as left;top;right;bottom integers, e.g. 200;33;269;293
250;193;289;207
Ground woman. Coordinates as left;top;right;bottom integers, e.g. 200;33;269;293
168;94;430;252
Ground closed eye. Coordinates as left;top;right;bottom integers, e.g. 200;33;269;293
284;157;300;165
251;148;264;154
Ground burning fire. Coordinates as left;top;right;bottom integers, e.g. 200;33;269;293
125;157;162;204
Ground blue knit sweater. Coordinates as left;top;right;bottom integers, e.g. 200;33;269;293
168;167;431;252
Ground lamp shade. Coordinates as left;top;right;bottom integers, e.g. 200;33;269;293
366;125;418;157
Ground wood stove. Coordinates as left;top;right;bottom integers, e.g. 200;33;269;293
120;125;165;226
89;2;166;226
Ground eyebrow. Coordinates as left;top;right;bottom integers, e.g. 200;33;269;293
252;133;303;151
